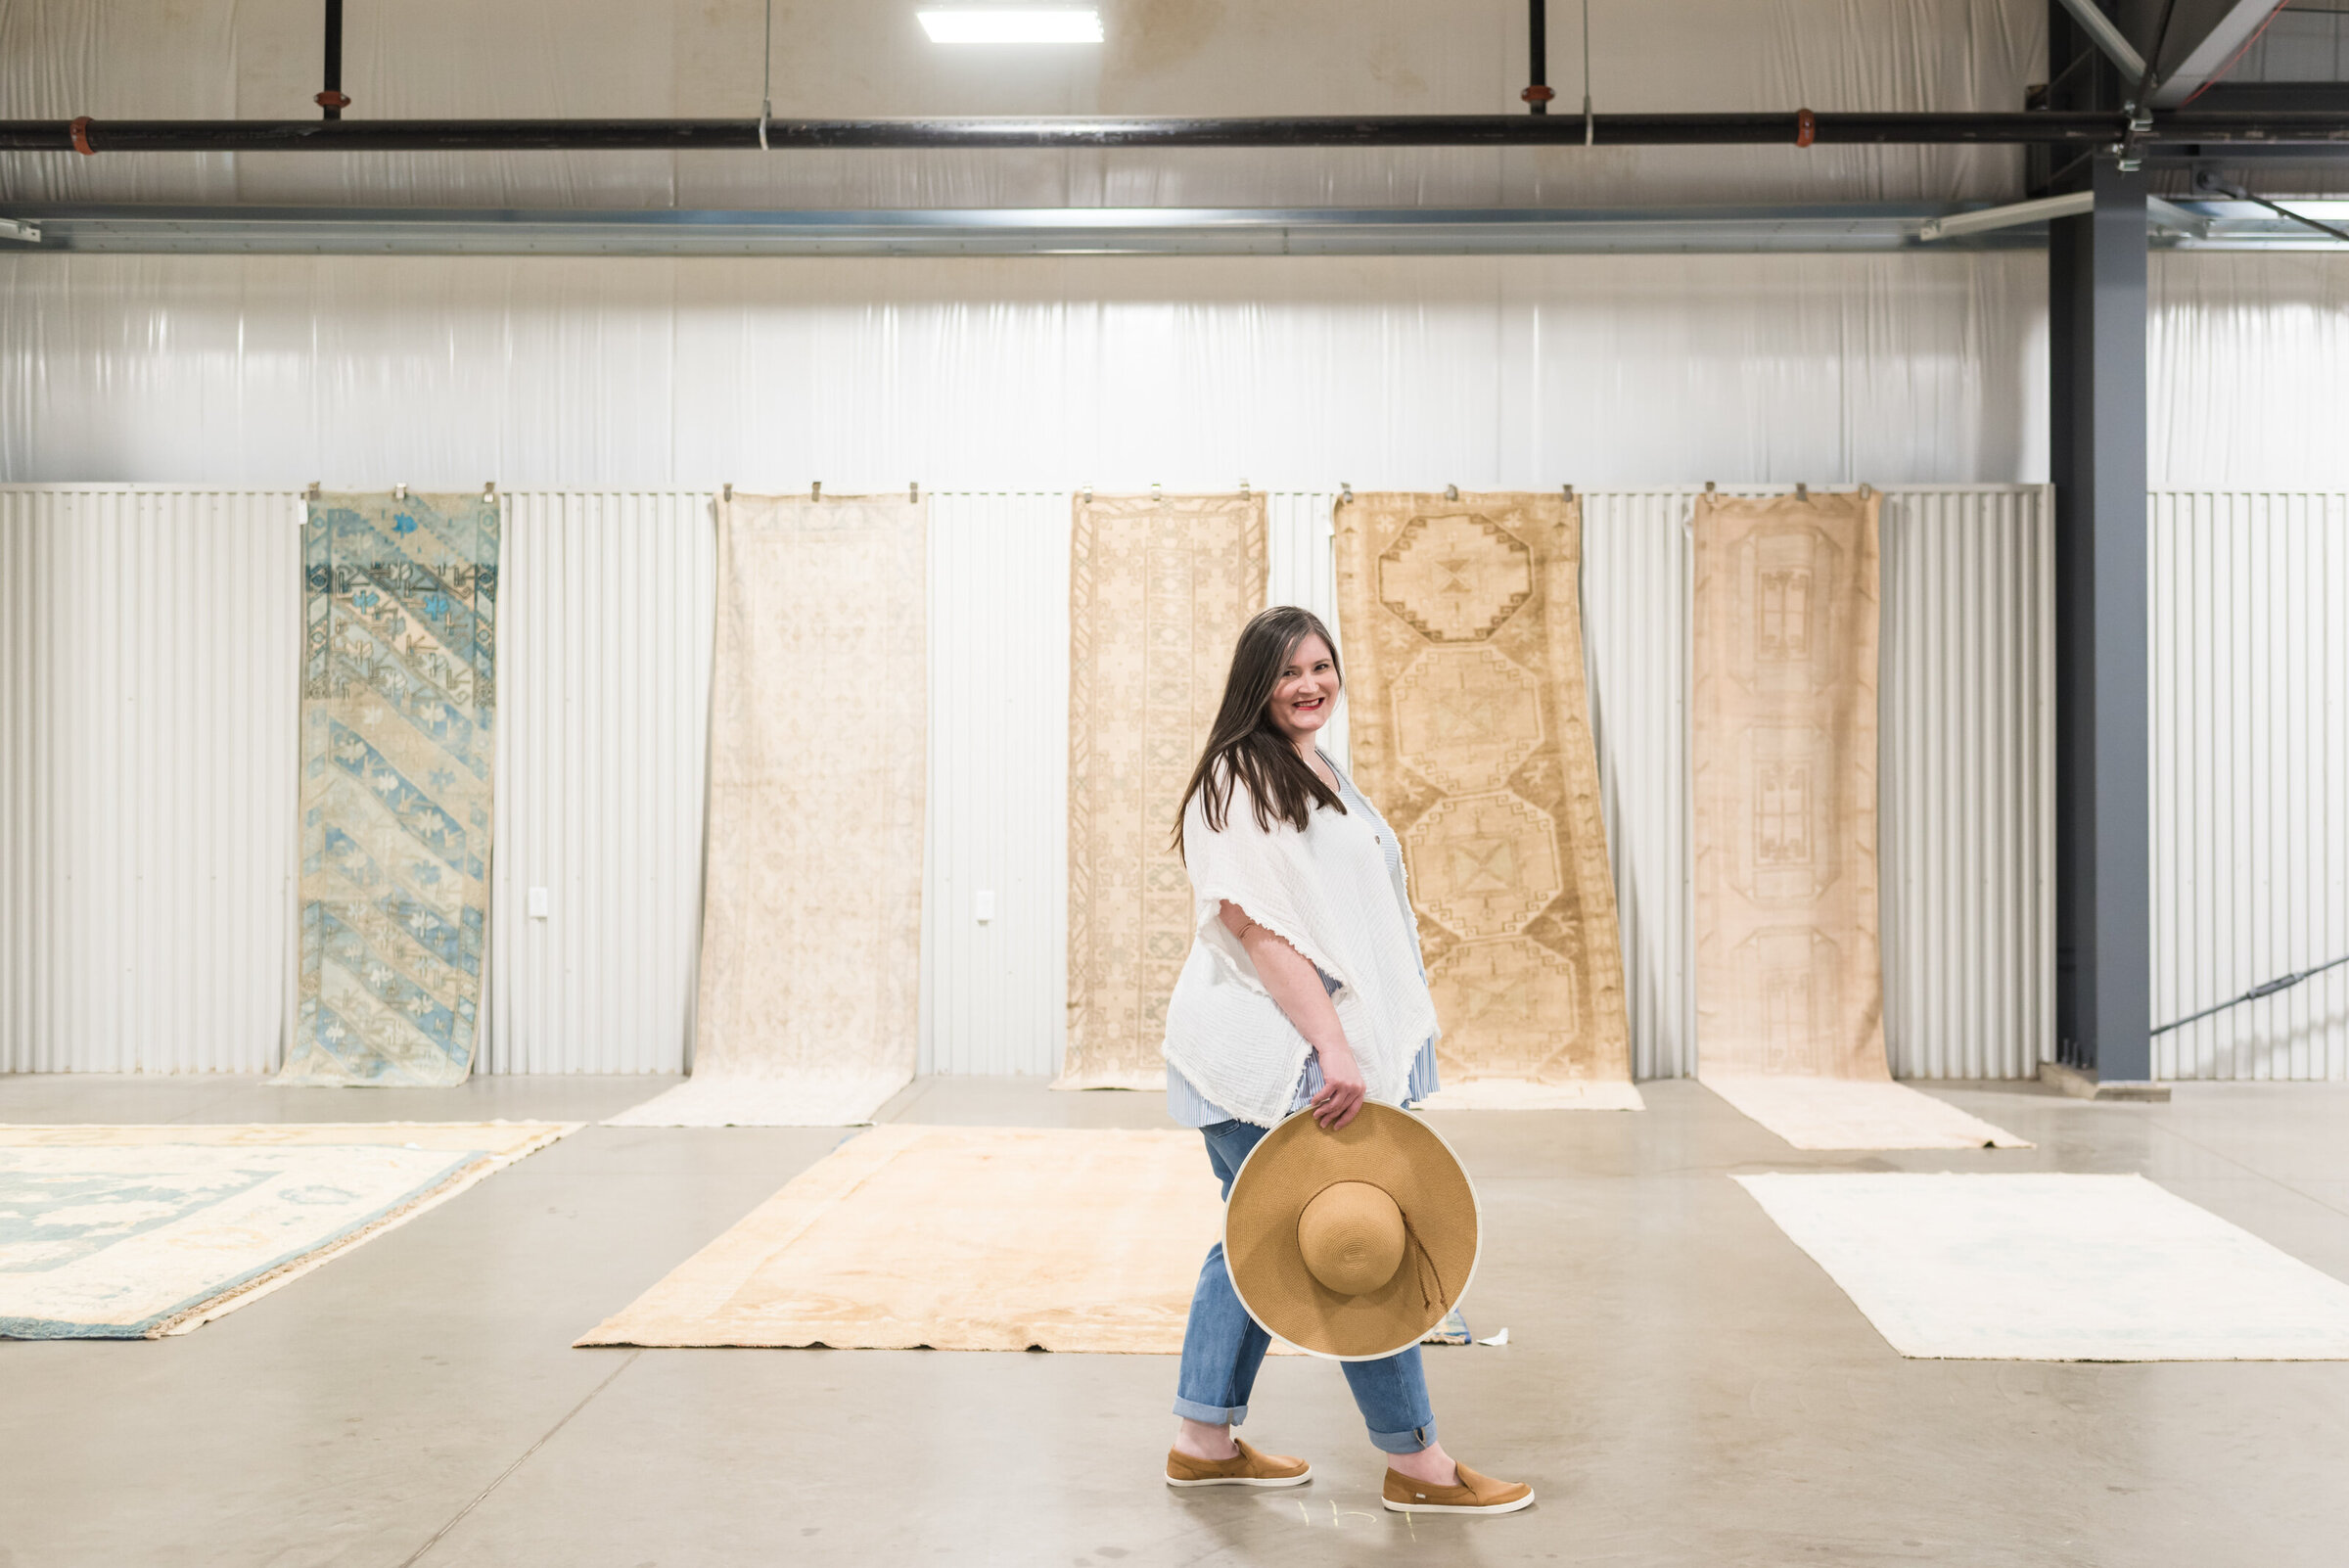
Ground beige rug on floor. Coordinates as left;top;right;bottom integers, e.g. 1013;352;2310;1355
1738;1173;2349;1359
2;1122;576;1338
1057;492;1268;1093
1333;491;1636;1110
1418;1080;1646;1111
1691;488;1889;1080
577;1125;1227;1352
1703;1075;2030;1150
611;493;928;1129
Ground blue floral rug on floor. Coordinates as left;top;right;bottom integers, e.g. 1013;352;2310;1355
0;1123;571;1338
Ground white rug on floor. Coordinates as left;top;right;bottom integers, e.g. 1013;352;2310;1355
603;1074;904;1128
0;1122;576;1339
1416;1079;1645;1111
1737;1173;2349;1360
1702;1074;2030;1149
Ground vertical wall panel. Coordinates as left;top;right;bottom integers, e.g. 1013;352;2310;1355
1582;490;1703;1079
1877;485;2056;1079
0;486;299;1074
921;493;1071;1078
485;490;716;1075
2150;491;2349;1080
1267;491;1347;767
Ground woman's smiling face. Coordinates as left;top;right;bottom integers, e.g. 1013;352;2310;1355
1267;633;1340;747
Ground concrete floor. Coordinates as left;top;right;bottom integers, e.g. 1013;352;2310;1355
5;1074;2349;1568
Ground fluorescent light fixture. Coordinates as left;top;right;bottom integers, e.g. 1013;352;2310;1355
917;8;1102;43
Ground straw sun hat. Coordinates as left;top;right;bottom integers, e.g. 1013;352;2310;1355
1223;1102;1481;1360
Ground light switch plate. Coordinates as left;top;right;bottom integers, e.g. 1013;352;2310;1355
528;887;549;919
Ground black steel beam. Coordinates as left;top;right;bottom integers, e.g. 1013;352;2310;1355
4;110;2348;155
2050;155;2156;1085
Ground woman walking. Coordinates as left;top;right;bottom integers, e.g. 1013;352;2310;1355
1159;605;1533;1516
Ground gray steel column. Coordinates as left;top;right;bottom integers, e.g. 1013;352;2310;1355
2049;155;2154;1082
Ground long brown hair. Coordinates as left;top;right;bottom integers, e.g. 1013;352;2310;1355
1173;606;1347;858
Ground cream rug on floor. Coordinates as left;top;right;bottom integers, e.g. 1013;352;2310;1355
612;493;928;1129
1418;1080;1646;1111
579;1124;1228;1352
1703;1075;2029;1149
1737;1173;2349;1360
0;1122;575;1338
1333;491;1636;1104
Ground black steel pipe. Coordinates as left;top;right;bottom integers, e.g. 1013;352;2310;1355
5;111;2348;154
1526;1;1550;116
318;0;346;120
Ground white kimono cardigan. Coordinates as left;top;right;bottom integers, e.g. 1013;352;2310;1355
1161;768;1440;1129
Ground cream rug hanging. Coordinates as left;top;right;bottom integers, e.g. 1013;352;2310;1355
609;494;927;1129
1056;492;1268;1093
1333;491;1635;1104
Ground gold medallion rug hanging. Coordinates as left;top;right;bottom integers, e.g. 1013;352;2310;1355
1334;492;1637;1110
609;495;927;1129
1690;489;2022;1149
576;1126;1224;1352
1057;493;1267;1092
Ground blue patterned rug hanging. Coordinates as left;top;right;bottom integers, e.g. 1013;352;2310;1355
275;492;498;1086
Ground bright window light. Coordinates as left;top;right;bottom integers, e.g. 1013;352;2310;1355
917;8;1103;43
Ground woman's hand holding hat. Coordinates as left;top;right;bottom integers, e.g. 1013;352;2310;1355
1309;1041;1366;1130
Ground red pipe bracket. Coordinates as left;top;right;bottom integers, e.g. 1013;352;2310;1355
1795;108;1817;148
1521;85;1556;105
69;115;95;155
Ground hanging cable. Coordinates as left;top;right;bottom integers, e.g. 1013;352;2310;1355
759;0;774;150
1581;0;1594;146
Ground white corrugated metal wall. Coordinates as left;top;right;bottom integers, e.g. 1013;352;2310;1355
1878;485;2057;1079
5;484;2334;1080
0;486;300;1073
921;493;1073;1079
2150;491;2349;1080
484;491;717;1075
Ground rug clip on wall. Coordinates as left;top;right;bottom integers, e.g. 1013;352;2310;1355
721;482;733;501
811;481;822;500
1339;483;1353;504
908;481;920;502
1796;482;1810;501
482;481;496;504
1151;483;1163;503
1444;483;1460;501
1239;479;1249;498
393;483;407;501
1082;484;1092;503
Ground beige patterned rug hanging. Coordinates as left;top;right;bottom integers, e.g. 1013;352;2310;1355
1691;488;1890;1082
1334;492;1635;1103
1056;493;1267;1091
608;495;927;1128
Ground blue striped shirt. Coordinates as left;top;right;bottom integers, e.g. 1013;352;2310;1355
1166;753;1442;1127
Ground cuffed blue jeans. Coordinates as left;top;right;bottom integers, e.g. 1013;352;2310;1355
1172;1117;1439;1454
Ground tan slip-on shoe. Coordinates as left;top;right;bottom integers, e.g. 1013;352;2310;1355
1381;1461;1535;1515
1165;1438;1313;1489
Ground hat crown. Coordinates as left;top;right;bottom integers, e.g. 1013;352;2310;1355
1295;1180;1406;1297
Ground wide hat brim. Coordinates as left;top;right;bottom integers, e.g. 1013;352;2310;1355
1224;1102;1480;1360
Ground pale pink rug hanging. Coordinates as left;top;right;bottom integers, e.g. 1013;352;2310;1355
610;494;927;1129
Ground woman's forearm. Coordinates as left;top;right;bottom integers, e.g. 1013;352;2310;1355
1219;899;1352;1057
